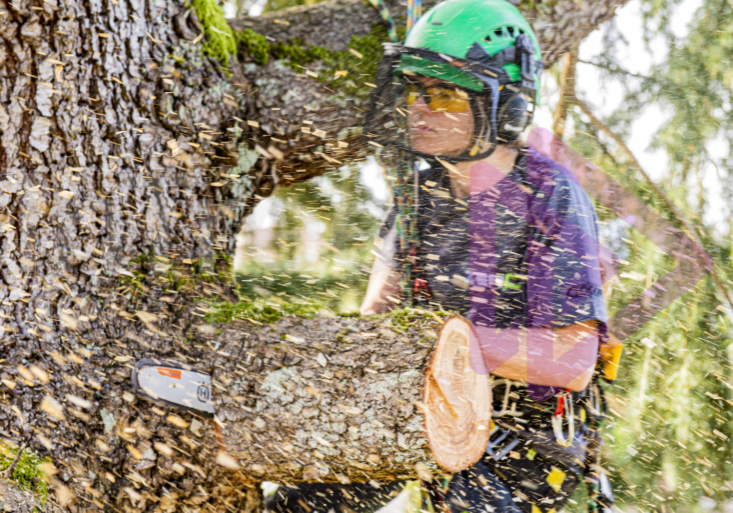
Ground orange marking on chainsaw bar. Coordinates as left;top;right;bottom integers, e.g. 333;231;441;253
157;368;182;379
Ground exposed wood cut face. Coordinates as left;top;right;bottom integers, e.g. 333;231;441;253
425;315;492;473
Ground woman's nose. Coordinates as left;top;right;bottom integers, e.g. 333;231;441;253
411;95;431;111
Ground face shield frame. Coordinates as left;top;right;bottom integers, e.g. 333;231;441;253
365;43;536;164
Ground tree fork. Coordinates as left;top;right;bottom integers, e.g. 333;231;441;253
0;0;631;507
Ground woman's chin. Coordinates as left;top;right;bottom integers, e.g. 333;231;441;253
411;142;463;156
411;137;456;155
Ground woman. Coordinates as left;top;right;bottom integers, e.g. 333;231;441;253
267;0;614;511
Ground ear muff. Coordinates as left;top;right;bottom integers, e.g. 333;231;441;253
496;89;532;143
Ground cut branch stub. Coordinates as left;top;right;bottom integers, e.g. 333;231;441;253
424;316;491;473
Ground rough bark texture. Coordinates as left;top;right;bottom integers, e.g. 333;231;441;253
0;477;64;512
216;312;444;484
0;0;629;509
4;304;444;511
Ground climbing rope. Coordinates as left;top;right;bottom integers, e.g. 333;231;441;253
406;0;422;35
366;0;398;42
391;151;421;306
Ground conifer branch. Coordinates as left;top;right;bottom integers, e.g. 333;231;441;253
553;50;578;138
571;95;733;315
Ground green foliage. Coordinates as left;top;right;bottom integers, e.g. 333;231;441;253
377;307;451;328
0;443;49;503
260;0;323;14
193;0;397;94
566;83;733;512
274;25;405;97
206;296;324;324
191;0;238;66
236;29;270;65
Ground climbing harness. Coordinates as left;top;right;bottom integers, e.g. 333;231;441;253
492;378;524;417
485;421;520;461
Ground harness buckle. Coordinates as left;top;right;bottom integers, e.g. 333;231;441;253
485;423;520;461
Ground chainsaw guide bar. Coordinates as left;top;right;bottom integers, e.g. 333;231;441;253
131;358;216;417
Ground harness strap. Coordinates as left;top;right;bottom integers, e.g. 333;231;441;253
584;375;614;513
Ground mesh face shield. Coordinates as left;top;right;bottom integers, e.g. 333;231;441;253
364;44;503;164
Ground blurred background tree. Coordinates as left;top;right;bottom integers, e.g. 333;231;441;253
232;158;388;314
556;0;733;510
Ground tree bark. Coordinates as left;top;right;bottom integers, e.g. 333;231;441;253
216;312;446;484
232;0;627;65
5;306;451;511
0;477;64;513
0;0;629;509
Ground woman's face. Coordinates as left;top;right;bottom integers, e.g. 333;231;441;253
406;75;475;156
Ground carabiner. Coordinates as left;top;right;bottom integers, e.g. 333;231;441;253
492;379;523;418
552;391;575;447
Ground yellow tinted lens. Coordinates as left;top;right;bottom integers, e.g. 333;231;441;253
405;84;420;106
426;87;470;112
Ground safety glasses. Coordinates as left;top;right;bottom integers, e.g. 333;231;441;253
364;43;504;162
403;80;471;113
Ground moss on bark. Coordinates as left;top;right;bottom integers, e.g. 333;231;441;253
193;0;400;96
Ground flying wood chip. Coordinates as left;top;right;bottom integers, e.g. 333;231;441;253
60;313;78;331
216;451;240;469
167;415;189;429
29;365;49;384
135;311;158;323
17;365;35;382
40;394;66;421
154;442;173;457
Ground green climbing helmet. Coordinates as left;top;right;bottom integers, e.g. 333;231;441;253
400;0;543;103
364;0;544;161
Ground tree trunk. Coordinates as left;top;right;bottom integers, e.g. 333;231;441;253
0;0;629;509
0;477;64;513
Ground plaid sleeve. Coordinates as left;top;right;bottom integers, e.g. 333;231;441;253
526;150;608;331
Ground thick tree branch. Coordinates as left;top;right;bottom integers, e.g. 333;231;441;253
231;0;630;68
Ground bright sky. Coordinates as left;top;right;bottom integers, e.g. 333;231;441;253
534;0;727;232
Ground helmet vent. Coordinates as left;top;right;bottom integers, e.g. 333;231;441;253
493;28;503;37
507;27;514;36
